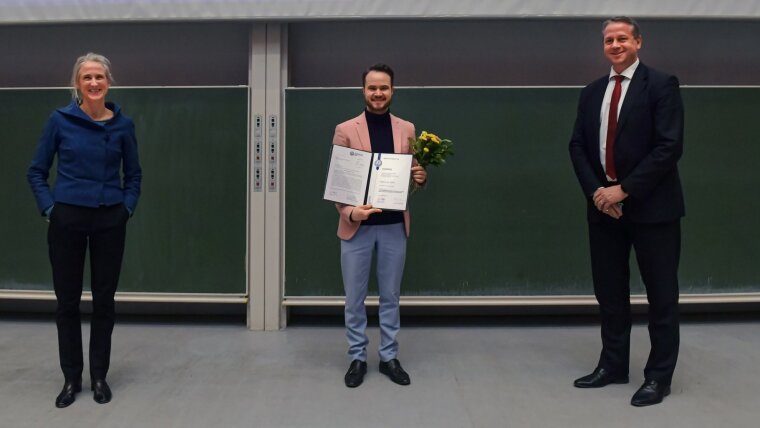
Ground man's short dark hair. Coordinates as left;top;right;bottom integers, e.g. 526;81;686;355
362;63;394;87
602;16;641;39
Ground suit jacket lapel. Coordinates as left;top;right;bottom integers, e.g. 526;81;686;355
391;114;403;153
353;112;372;152
617;63;648;134
590;78;607;151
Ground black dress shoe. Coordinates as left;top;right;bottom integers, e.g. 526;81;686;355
573;367;629;388
379;359;411;385
91;379;113;404
631;379;670;407
55;379;82;408
344;360;367;388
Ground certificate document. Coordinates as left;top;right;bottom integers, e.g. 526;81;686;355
324;145;412;211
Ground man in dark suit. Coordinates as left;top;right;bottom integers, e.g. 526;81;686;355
569;16;684;407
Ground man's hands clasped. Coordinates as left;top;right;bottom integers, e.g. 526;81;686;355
593;185;627;219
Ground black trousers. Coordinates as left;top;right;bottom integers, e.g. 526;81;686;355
48;203;129;382
588;218;680;385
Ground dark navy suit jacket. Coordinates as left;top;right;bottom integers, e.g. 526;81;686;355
569;63;685;224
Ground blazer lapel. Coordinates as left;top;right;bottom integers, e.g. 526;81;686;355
353;113;372;152
390;114;403;154
616;64;648;134
590;78;607;150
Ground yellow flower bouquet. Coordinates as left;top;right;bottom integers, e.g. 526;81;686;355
410;130;454;168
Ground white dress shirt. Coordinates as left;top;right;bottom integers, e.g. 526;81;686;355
599;58;640;181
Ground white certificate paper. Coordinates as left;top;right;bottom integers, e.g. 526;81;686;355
324;145;412;211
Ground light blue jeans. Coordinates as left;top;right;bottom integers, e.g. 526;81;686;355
340;223;406;362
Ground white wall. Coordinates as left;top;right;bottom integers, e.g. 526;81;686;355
2;0;760;24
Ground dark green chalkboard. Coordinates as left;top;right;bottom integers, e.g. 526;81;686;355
0;88;247;294
284;87;760;296
678;89;760;293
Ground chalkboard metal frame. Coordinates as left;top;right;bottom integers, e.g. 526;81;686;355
283;86;760;304
0;87;249;301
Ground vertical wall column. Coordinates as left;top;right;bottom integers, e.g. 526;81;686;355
264;24;287;330
247;24;267;330
248;23;287;330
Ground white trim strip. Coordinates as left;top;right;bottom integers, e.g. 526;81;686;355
3;1;760;23
0;290;246;304
286;85;760;90
0;86;249;91
3;85;757;92
283;293;760;306
4;290;757;305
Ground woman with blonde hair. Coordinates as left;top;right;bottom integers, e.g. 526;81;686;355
27;52;142;408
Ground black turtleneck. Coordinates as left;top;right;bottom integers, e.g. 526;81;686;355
366;109;394;154
363;109;404;225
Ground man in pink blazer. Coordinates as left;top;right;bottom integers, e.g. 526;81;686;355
333;64;427;388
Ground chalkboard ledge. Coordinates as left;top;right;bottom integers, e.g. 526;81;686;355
283;294;760;306
0;290;246;304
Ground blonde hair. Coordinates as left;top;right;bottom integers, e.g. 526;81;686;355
70;52;115;101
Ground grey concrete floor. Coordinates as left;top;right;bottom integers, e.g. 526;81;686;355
1;315;758;428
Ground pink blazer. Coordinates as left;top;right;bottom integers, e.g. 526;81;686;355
332;112;416;240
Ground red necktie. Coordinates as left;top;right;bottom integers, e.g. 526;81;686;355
605;75;624;180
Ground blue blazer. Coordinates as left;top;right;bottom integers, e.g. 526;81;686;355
27;100;142;215
569;63;685;224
